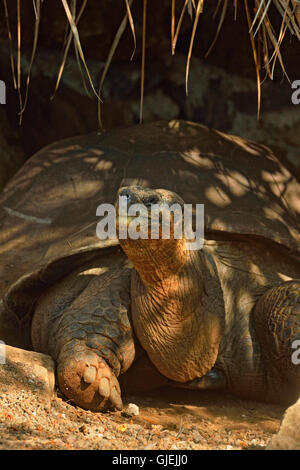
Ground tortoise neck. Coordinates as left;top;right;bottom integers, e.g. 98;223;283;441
130;248;224;382
120;237;189;286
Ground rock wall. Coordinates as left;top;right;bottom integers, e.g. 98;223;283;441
0;107;26;190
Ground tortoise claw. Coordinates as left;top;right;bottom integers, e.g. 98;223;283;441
110;385;123;411
98;375;123;410
98;377;110;397
83;365;97;384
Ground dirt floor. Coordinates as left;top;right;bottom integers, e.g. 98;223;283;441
0;383;284;450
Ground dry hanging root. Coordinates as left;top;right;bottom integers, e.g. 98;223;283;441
294;0;300;26
3;0;300;126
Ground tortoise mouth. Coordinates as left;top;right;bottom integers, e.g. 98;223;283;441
115;214;149;227
115;210;185;242
115;211;161;241
116;213;148;231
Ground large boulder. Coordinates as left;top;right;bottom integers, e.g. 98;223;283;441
0;345;55;407
267;399;300;450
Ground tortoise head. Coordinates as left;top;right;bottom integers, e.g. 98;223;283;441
115;186;188;284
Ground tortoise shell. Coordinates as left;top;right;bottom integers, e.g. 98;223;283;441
0;120;298;321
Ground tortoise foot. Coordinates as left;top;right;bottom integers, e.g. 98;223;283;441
57;348;122;411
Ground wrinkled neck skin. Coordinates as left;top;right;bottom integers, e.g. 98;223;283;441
120;237;188;286
120;237;225;383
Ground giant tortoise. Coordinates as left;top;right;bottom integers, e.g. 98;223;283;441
0;120;299;411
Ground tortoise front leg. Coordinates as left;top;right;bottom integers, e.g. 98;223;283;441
31;251;135;411
253;279;300;404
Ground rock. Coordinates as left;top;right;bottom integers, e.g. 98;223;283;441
193;434;205;444
143;443;156;450
0;0;172;61
0;345;55;407
266;399;300;450
125;403;139;417
134;90;180;122
79;424;88;435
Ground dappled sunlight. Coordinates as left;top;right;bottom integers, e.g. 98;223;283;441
93;160;113;171
0;120;298;303
78;266;109;277
286;186;300;212
120;178;150;188
215;171;250;198
204;186;231;208
278;272;293;282
261;169;291;183
181;149;214;169
217;131;265;157
263;205;285;219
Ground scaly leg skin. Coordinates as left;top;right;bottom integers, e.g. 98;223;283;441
31;250;136;411
253;279;300;404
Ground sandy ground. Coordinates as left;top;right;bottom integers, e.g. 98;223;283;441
0;384;284;450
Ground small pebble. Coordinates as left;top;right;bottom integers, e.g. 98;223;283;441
144;443;155;450
79;424;88;435
125;403;139;417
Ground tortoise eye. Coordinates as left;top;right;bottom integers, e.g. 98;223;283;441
119;189;132;203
